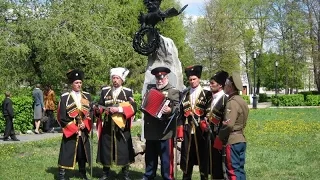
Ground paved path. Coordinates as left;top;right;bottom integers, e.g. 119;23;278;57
0;131;62;144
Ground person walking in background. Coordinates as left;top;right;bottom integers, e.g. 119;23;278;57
218;72;249;180
32;84;45;134
43;85;56;133
2;91;19;141
57;69;92;180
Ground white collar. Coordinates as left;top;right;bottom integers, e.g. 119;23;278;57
190;85;201;93
112;86;122;91
71;90;81;95
212;90;224;99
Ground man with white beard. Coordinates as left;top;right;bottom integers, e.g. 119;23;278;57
142;66;180;180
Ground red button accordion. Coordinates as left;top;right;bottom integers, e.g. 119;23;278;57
141;88;170;119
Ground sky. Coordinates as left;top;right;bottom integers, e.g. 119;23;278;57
178;0;206;17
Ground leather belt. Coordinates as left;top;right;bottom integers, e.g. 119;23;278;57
230;130;243;135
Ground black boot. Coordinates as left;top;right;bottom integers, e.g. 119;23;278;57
122;165;131;180
79;160;89;180
99;167;110;180
58;167;66;180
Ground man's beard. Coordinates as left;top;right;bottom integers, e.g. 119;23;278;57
156;82;168;90
156;84;165;89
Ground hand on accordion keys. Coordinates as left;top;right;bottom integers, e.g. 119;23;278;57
160;104;172;115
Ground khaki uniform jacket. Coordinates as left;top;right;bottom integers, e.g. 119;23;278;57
219;94;249;145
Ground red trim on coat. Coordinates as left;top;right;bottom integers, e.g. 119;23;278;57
96;117;103;140
169;138;174;179
200;120;208;132
210;117;220;125
226;144;236;180
194;108;204;116
122;105;134;120
68;110;78;118
82;108;88;116
176;125;183;138
83;118;92;132
63;123;78;138
184;110;191;117
213;137;223;150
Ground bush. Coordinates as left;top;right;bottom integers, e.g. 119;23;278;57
0;95;34;133
258;93;268;102
272;94;304;106
241;95;250;104
305;95;320;106
298;91;313;101
133;93;142;120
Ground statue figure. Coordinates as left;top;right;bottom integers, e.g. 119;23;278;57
134;0;187;143
133;0;188;56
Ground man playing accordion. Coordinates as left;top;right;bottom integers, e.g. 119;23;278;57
141;67;180;180
57;69;92;180
95;67;137;180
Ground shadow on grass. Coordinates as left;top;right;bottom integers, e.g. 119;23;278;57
46;166;146;180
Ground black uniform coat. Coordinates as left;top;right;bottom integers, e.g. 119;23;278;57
177;86;212;174
143;83;180;141
96;86;137;166
2;97;14;118
57;91;92;169
207;92;228;177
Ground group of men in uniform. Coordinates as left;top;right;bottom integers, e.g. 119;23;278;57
56;65;249;180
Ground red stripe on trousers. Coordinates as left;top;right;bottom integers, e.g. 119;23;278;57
169;138;174;179
226;144;237;180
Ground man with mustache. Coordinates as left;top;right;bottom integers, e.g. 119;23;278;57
207;71;229;180
142;67;180;180
57;69;92;180
96;67;137;180
177;65;212;180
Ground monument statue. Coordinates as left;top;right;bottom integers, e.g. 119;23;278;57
133;0;187;142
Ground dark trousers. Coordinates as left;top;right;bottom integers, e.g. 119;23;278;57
43;110;55;132
210;147;224;179
225;142;247;180
3;116;16;139
77;137;88;171
182;135;207;180
143;139;174;180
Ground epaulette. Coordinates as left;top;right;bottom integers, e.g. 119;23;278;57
123;87;132;91
102;86;111;90
61;92;69;97
82;91;90;94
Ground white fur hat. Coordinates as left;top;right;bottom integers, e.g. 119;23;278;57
110;67;130;82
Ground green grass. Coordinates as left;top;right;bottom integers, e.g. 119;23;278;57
1;108;320;180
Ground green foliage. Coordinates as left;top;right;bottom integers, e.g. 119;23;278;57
241;95;250;104
133;93;142;120
305;95;320;106
258;93;268;102
0;95;34;133
0;0;191;94
272;94;304;106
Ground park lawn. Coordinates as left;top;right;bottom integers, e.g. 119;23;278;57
1;108;320;180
